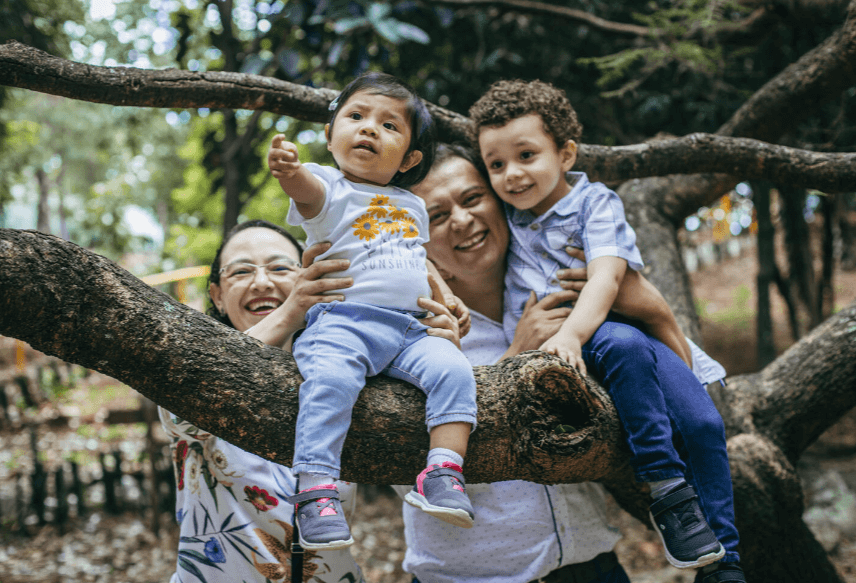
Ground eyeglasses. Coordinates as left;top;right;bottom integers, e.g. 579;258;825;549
219;259;300;282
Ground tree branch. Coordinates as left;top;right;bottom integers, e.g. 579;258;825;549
425;0;651;36
718;0;856;142
578;134;856;193
0;40;473;143
3;41;855;192
0;229;629;487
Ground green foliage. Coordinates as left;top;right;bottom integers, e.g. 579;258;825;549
0;89;188;260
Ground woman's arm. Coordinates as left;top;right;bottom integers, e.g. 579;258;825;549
245;242;353;349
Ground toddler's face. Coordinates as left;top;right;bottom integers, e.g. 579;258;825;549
478;113;577;216
325;90;422;186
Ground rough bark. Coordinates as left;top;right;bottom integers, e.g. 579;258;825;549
0;228;629;486
3;5;856;578
2;229;856;582
578;135;856;193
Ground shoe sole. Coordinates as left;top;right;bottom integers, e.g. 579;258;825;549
649;511;725;569
404;491;474;528
296;534;355;551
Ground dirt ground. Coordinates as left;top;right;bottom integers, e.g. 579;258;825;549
1;244;855;583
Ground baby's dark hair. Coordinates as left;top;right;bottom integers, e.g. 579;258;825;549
327;72;436;189
467;79;582;153
207;219;303;328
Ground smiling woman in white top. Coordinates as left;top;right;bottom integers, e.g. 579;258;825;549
398;144;727;583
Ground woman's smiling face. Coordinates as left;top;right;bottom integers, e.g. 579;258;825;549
411;156;509;283
209;227;302;333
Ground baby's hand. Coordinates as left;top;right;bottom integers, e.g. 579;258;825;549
268;134;302;181
450;296;471;338
540;331;586;376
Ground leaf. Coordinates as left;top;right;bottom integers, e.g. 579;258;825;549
220;511;235;531
179;548;226;570
178;556;207;583
391;21;430;44
222;531;255;563
333;16;369;34
373;17;401;43
328;38;347;66
367;2;392;22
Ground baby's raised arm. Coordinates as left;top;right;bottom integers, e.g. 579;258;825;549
267;134;326;219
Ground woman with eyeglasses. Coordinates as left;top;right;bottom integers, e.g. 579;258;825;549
159;218;462;583
158;219;370;583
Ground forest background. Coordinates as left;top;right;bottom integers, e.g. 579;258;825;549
2;0;856;581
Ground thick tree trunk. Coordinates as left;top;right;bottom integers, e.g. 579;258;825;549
2;228;856;583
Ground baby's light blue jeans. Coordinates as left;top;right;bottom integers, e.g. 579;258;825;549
291;301;477;479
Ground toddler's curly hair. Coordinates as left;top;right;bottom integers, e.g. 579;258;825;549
468;79;582;152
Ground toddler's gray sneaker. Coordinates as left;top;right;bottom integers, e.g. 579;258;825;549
405;462;474;528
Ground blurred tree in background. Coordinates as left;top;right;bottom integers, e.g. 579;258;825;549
2;0;855;280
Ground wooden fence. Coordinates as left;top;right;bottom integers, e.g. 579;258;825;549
0;352;176;536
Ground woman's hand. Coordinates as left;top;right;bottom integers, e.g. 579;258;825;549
555;246;588;294
504;290;578;359
246;242;352;349
284;241;352;317
418;273;462;349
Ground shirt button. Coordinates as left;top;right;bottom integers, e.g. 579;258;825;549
541;251;549;259
529;223;540;231
550;279;559;285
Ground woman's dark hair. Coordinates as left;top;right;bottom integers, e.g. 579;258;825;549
206;219;303;328
327;72;436;189
433;143;487;179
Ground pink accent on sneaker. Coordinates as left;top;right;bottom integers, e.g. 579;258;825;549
414;462;466;495
414;464;439;495
301;484;337;492
299;484;338;516
440;462;466;492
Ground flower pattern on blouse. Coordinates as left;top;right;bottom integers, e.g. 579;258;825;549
159;407;365;583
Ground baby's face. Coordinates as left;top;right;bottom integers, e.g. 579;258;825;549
478;113;577;216
325;90;421;186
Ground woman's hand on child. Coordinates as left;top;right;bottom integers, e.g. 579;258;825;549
555;246;587;294
418;297;462;349
540;331;587;376
285;242;353;317
268;134;302;180
420;274;462;349
449;296;471;338
508;290;575;356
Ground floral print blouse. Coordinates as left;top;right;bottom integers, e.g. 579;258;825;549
159;407;365;583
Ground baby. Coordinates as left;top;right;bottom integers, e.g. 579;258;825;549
267;72;477;551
